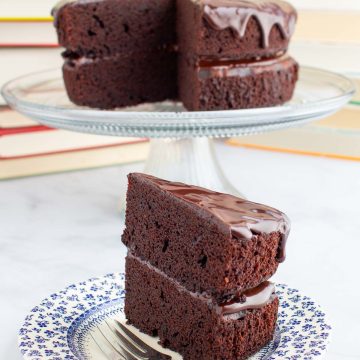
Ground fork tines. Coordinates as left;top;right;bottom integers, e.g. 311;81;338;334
91;318;171;360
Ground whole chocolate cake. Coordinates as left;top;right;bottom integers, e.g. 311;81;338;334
53;0;298;110
122;173;291;359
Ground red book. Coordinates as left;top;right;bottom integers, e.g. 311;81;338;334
0;107;48;130
0;108;149;179
0;124;149;179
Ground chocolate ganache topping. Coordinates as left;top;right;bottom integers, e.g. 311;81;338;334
202;0;297;48
144;175;290;262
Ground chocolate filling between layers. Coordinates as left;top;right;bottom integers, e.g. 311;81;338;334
197;54;293;79
129;252;276;318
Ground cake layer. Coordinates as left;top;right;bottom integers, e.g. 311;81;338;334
177;0;297;60
125;253;278;360
53;0;176;57
178;55;298;110
122;173;290;302
63;50;177;109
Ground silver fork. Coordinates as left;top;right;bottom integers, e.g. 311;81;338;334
90;318;172;360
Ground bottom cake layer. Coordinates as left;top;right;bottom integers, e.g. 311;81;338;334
178;55;299;111
63;50;177;109
125;253;279;360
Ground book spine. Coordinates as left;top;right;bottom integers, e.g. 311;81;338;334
0;125;52;136
0;44;59;48
0;139;147;160
0;18;53;22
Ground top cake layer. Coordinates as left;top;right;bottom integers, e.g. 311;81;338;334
54;0;296;59
177;0;297;59
122;173;290;302
53;0;176;57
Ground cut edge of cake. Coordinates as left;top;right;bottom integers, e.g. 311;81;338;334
122;173;290;302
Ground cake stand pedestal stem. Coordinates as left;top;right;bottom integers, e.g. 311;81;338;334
143;137;244;198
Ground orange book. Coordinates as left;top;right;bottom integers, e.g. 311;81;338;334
228;106;360;162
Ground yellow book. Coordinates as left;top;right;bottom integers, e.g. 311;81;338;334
0;0;54;21
228;106;360;162
294;10;360;44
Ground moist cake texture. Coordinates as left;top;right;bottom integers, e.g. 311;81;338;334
125;253;279;360
122;173;291;359
53;0;298;110
53;0;177;109
63;49;177;109
179;54;298;110
177;0;298;110
176;0;297;59
122;173;290;302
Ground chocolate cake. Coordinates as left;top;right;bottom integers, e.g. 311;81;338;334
53;0;298;111
122;173;291;359
176;0;296;60
125;254;279;359
53;0;177;109
179;54;298;111
177;0;298;110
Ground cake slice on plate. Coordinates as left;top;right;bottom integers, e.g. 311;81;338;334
122;173;290;359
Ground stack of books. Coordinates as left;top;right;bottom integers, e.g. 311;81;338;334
0;0;149;180
230;1;360;161
0;0;62;106
0;108;149;180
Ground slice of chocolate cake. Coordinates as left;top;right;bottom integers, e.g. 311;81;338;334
122;173;290;359
177;0;298;110
122;173;290;302
53;0;177;109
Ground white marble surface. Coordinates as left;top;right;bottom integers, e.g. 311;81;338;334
1;141;360;360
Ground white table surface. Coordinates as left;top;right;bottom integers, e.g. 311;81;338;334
1;141;360;360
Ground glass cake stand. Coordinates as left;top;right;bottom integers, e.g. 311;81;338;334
2;67;355;197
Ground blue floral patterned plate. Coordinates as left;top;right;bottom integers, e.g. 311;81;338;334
18;273;331;360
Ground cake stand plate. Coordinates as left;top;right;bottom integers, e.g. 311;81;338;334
2;67;355;196
18;273;332;360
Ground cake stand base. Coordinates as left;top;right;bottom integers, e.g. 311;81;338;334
143;138;244;197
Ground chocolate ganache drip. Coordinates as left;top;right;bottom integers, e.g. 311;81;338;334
202;0;297;48
145;175;290;262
